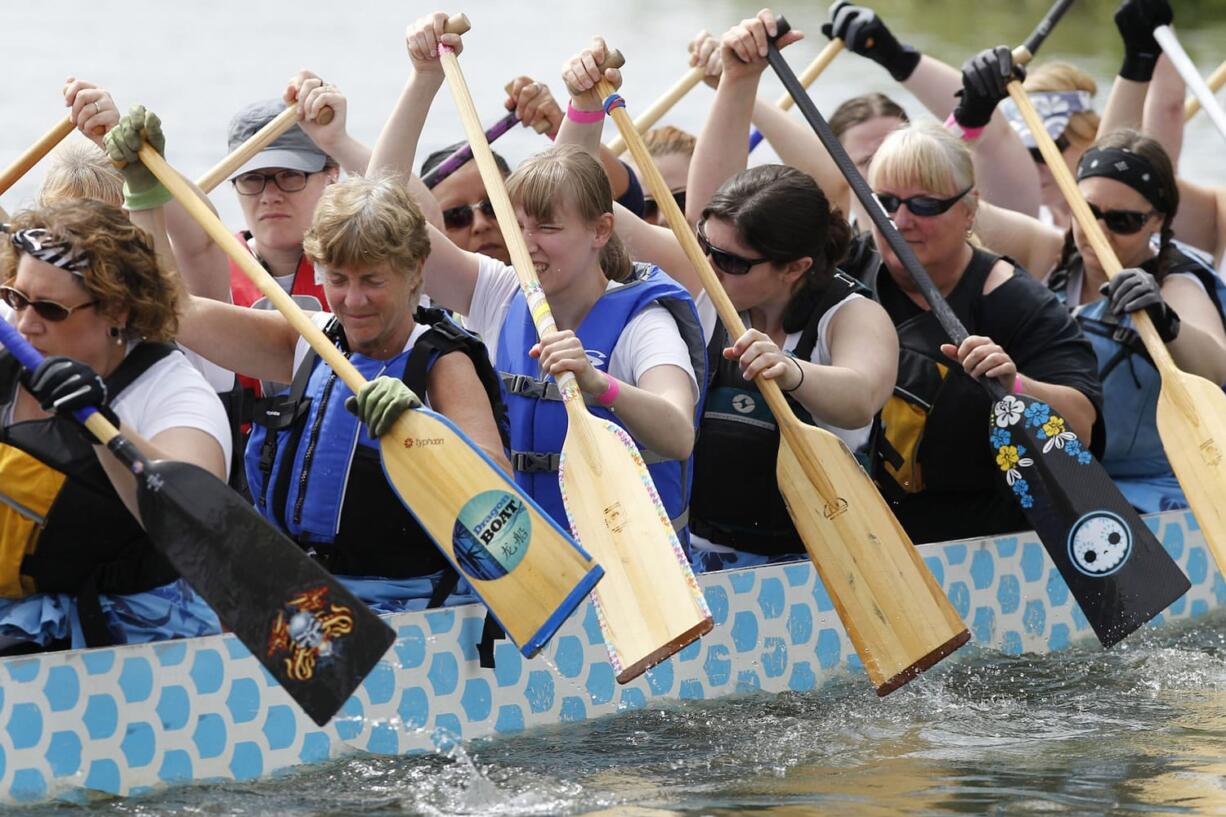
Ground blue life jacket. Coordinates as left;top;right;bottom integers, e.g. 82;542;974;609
246;307;510;579
495;263;706;543
1053;247;1226;509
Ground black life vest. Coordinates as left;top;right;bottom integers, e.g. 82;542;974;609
689;272;869;554
0;343;180;646
247;306;510;580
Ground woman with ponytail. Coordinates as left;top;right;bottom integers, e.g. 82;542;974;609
560;15;899;568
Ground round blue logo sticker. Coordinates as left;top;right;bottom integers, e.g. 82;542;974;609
452;490;531;581
1067;510;1132;577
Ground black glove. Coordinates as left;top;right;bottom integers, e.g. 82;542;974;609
23;356;119;433
1102;267;1181;342
822;1;921;82
1114;0;1173;82
954;46;1020;130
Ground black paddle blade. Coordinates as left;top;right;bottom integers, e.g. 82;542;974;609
127;452;395;726
989;394;1190;646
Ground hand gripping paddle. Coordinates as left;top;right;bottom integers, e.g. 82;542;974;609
0;320;395;726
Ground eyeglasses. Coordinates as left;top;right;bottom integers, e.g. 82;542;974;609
642;190;687;222
0;285;97;322
442;199;497;230
696;220;770;276
875;186;972;217
1028;134;1071;166
233;169;315;196
1087;202;1157;235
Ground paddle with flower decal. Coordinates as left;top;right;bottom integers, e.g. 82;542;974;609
767;11;1189;647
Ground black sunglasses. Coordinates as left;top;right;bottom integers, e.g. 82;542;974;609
1088;202;1157;235
875;186;972;218
1028;134;1071;166
442;199;497;230
643;190;687;222
0;284;97;322
696;220;770;276
233;169;315;196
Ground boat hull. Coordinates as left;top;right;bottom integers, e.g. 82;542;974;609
0;510;1218;805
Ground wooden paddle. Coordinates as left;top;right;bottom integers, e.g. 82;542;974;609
748;38;844;152
196;104;334;193
138;143;605;658
1185;57;1226;121
601;50;969;693
0;319;395;726
1155;27;1226;143
0;118;75;196
605;67;705;158
435;14;712;683
766;7;1188;648
422;82;550;189
1008;59;1226;587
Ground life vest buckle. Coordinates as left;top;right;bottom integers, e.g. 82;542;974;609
511;451;561;473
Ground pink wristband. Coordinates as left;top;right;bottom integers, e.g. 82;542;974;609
595;375;620;407
566;102;605;124
1012;374;1025;395
944;112;985;141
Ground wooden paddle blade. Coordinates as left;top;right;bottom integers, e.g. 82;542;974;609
1158;371;1226;577
776;423;969;695
380;407;603;656
130;457;395;727
990;393;1190;646
559;410;712;683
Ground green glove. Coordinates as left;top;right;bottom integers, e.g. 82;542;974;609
344;376;423;437
103;104;171;211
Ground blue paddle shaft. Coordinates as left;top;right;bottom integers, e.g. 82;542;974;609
0;319;98;424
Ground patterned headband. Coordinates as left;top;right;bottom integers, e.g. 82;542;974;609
1001;90;1095;148
1;225;91;276
1077;146;1169;212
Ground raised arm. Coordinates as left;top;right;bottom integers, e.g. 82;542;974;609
285;70;372;176
1142;56;1185;166
1099;0;1174;136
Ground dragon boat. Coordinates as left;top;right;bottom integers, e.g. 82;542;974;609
0;509;1219;806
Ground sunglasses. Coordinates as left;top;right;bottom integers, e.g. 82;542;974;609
1028;134;1071;166
233;169;315;196
442;199;497;230
1087;202;1157;235
696;221;770;276
875;186;972;218
0;285;97;322
642;190;687;222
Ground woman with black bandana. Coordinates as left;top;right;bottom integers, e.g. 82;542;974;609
1046;130;1226;511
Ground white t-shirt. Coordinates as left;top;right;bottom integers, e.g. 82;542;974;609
103;349;232;472
695;289;871;453
465;255;697;397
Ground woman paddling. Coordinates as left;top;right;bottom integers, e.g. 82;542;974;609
0;199;229;652
107;110;510;612
557;14;897;568
370;15;704;542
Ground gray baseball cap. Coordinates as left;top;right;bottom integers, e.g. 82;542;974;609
226;99;328;179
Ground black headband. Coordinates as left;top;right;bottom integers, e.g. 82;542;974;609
1076;147;1169;212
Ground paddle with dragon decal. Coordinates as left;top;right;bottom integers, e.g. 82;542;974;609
766;8;1189;647
0;319;395;726
599;47;969;693
436;13;713;683
135;142;605;660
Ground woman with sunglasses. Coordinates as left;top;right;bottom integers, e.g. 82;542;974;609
373;17;704;542
0;198;231;653
858;120;1105;543
569;14;897;568
1044;129;1226;512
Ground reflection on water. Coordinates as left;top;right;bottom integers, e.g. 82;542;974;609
47;611;1226;816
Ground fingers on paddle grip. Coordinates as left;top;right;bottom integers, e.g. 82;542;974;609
601;49;626;71
316;107;335;126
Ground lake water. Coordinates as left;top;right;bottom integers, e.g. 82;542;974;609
6;2;1226;815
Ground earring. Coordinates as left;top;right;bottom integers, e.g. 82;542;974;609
109;326;124;345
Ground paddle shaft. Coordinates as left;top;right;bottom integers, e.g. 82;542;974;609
605;67;704;158
1155;27;1226;143
749;39;844;151
1186;58;1226;121
0;118;75;196
143;145;368;389
595;67;842;504
423;111;518;189
1012;0;1075;66
196;104;334;193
